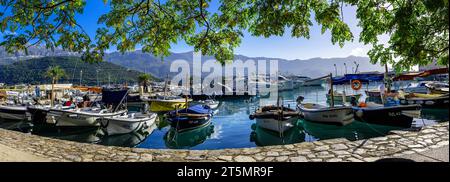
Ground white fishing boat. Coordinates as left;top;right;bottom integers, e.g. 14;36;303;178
46;107;126;127
0;104;28;120
297;101;354;125
302;75;327;87
249;105;300;133
296;74;354;126
290;75;311;88
277;75;294;91
101;112;157;135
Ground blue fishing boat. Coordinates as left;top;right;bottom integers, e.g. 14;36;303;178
166;105;213;130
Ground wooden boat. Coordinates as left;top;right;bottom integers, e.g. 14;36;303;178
100;112;157;135
326;92;362;102
0;104;28;121
166;105;213;130
249;105;299;133
399;93;449;108
27;105;74;124
426;82;449;94
297;96;354;125
352;103;421;127
46;107;127;127
145;96;191;112
302;75;327;86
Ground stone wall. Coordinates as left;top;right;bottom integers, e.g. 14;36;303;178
0;122;448;162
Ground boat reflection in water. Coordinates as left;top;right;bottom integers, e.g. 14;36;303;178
30;122;156;147
300;119;402;141
250;123;305;146
100;123;156;147
164;120;214;149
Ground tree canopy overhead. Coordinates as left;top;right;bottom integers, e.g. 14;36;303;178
0;0;448;71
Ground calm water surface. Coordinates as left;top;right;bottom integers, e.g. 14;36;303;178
1;84;448;150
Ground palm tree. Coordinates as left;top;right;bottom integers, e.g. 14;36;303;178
45;66;66;107
138;73;151;93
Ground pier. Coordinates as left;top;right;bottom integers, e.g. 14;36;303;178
1;122;447;162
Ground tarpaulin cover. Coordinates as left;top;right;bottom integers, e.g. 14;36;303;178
102;88;128;105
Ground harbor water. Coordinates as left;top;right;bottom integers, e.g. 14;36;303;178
1;84;448;150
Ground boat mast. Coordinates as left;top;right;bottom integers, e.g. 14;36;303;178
163;74;169;99
330;73;334;108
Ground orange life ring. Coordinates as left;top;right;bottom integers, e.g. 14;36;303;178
351;80;362;90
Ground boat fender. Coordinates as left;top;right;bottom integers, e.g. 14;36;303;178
249;114;255;120
355;110;363;118
351;80;362;91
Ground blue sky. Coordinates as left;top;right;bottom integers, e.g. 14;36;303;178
12;1;389;60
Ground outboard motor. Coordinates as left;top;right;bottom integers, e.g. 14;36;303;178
350;96;358;106
296;96;305;104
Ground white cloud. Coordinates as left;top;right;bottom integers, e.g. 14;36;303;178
350;47;368;57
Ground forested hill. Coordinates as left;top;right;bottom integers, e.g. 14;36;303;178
0;56;155;85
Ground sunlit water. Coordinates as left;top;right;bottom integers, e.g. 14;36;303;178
1;83;448;150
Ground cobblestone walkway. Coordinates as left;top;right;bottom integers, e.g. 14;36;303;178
0;122;448;162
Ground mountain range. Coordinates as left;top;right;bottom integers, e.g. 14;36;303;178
1;46;384;80
0;56;152;85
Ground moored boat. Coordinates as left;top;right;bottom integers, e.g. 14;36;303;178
399;92;449;108
302;76;326;87
100;112;157;135
46;107;127;127
145;96;191;112
352;102;421;127
326;92;362;102
297;96;354;125
27;105;74;124
0;104;28;121
249;105;299;133
165;104;213;130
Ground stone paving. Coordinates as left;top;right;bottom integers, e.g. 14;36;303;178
0;122;448;162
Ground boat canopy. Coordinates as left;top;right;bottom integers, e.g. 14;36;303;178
393;68;449;81
174;105;211;114
332;73;384;85
102;88;128;106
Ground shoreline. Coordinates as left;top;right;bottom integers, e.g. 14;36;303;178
0;122;448;162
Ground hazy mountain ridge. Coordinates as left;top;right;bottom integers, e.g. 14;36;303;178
1;47;384;79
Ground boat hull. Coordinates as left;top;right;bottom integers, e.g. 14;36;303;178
302;79;324;86
102;113;157;135
149;101;187;112
399;95;449;108
167;117;211;131
326;94;362;102
0;106;27;121
256;117;298;133
299;106;354;125
49;111;100;126
353;105;421;127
